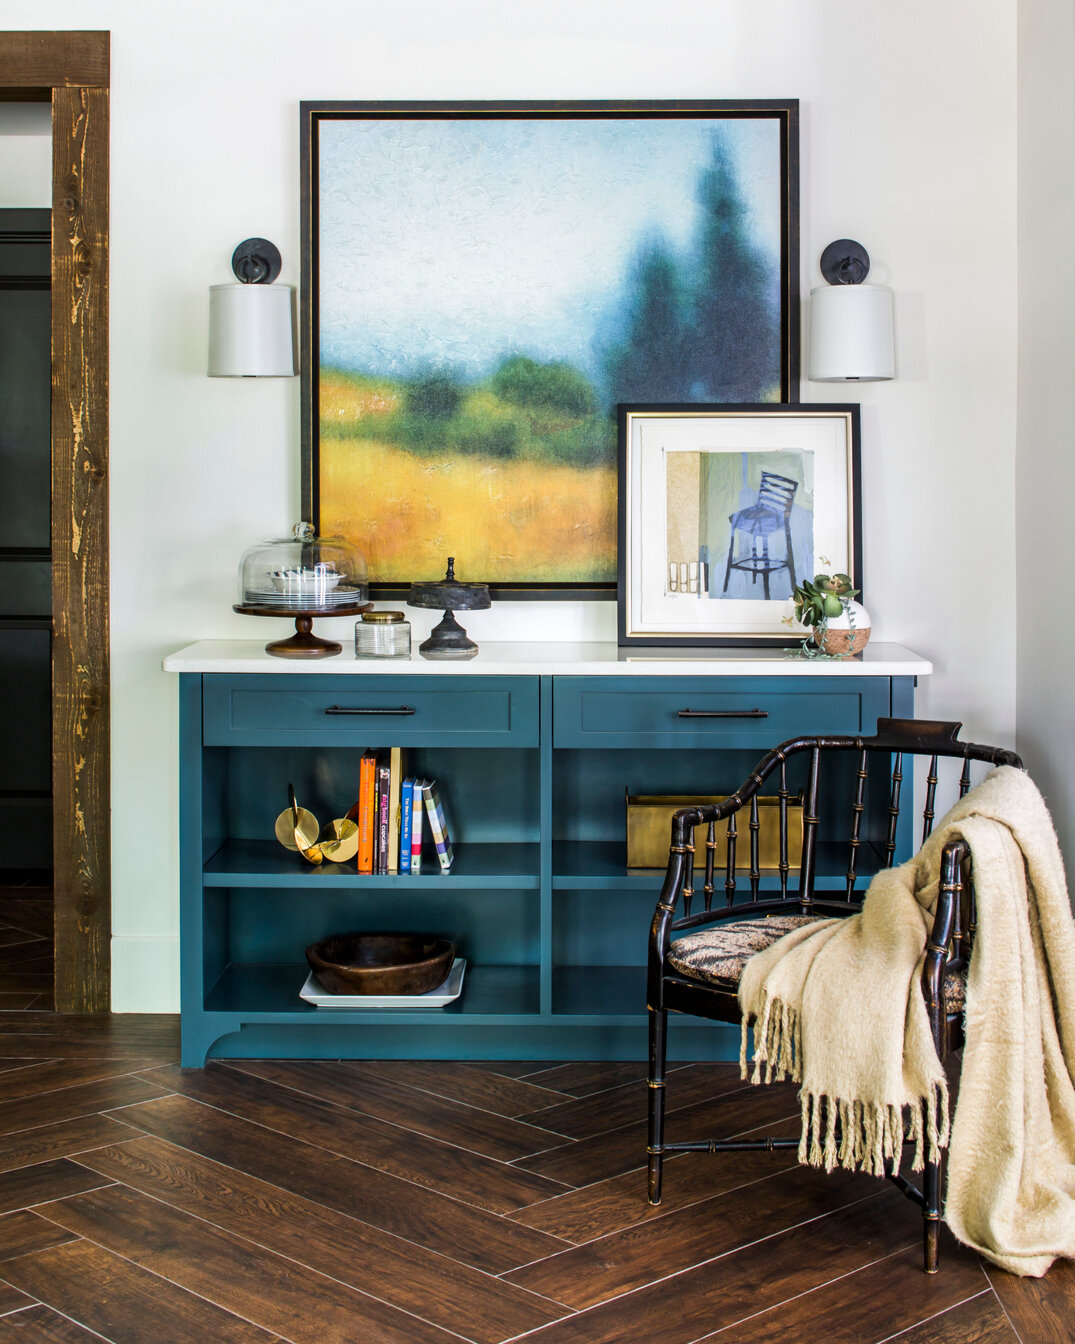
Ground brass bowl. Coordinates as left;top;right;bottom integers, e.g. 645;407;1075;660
305;932;456;996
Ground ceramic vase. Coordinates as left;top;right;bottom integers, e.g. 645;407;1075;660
814;600;871;657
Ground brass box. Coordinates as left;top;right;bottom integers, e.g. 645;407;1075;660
625;794;804;870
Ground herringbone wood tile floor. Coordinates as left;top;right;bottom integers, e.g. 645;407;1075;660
0;1016;1070;1342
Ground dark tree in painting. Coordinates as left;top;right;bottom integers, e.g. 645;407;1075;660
602;140;779;410
603;240;691;406
688;142;780;401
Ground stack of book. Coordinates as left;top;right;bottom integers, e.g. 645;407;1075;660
352;748;454;875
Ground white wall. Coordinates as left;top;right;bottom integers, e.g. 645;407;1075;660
0;0;1018;1008
1016;0;1075;861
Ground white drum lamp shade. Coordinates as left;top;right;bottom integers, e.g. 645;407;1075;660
209;282;297;377
809;282;894;382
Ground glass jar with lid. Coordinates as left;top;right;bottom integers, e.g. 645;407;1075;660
237;522;369;610
355;610;411;659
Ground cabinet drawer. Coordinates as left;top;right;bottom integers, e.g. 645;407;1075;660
552;677;889;749
203;675;539;747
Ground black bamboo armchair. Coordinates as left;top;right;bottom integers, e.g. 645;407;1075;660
647;718;1022;1274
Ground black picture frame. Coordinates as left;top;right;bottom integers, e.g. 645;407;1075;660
300;100;800;600
618;403;862;647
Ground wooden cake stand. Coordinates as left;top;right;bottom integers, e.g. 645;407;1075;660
233;603;374;658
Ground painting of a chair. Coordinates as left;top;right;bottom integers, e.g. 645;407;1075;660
722;470;798;600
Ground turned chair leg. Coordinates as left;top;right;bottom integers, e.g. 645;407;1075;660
923;1145;944;1272
648;1006;667;1204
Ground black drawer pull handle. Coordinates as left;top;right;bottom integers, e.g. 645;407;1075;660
677;708;768;719
324;705;417;716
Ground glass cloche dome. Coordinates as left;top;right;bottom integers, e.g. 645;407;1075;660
237;522;369;610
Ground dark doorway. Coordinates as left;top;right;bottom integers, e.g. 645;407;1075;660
0;207;53;1007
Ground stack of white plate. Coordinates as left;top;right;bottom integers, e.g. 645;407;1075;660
243;585;367;609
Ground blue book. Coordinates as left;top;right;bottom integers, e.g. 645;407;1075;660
399;776;414;873
421;779;454;872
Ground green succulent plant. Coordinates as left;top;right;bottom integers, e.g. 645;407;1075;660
791;572;860;629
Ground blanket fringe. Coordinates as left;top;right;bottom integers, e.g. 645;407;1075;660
743;995;950;1176
741;994;802;1087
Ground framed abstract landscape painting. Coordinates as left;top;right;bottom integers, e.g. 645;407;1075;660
300;100;799;596
618;404;862;647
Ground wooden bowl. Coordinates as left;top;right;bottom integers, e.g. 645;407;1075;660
305;932;456;996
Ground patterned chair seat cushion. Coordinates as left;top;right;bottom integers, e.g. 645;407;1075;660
667;914;967;1014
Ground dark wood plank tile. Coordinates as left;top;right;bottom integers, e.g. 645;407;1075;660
516;1063;750;1138
0;1114;136;1175
510;1117;801;1243
357;1059;571;1115
704;1235;988;1341
507;1163;885;1308
984;1258;1075;1344
514;1079;799;1187
472;1061;566;1078
40;1183;467;1344
0;1210;78;1262
500;1191;915;1344
0;902;54;941
0;1240;282;1343
0;1074;170;1139
147;1063;567;1213
0;999;38;1014
888;1292;1021;1343
0;1058;161;1102
519;1062;664;1095
0;951;48;976
227;1058;569;1161
0;1063;52;1077
0;977;50;995
0;1160;113;1216
0;1304;113;1340
0;1015;179;1061
110;1093;568;1275
78;1136;570;1341
0;1284;34;1318
0;932;41;952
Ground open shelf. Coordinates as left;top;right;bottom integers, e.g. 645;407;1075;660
552;964;648;1017
204;839;541;889
551;839;888;891
204;962;540;1018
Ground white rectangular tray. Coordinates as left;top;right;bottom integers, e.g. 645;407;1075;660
300;958;466;1009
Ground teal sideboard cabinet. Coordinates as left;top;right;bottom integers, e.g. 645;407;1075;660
165;640;931;1066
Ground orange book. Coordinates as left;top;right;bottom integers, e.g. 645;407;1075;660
357;751;375;873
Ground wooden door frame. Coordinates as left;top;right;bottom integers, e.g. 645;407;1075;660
0;32;110;1012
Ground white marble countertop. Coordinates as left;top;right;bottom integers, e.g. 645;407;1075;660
163;640;932;677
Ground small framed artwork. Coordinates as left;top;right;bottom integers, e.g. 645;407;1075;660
300;100;799;598
618;404;861;646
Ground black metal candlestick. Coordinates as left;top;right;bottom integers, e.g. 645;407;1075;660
407;557;491;660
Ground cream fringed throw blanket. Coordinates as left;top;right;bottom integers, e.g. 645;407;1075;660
737;765;1075;1277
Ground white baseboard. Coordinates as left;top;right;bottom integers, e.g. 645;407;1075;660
110;936;180;1013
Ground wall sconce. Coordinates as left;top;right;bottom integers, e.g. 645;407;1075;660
809;239;894;382
208;238;298;377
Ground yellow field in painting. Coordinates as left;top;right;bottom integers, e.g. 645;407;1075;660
320;433;617;584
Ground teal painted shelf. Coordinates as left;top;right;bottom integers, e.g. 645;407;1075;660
550;839;886;891
178;666;918;1064
204;839;542;889
204;962;540;1019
